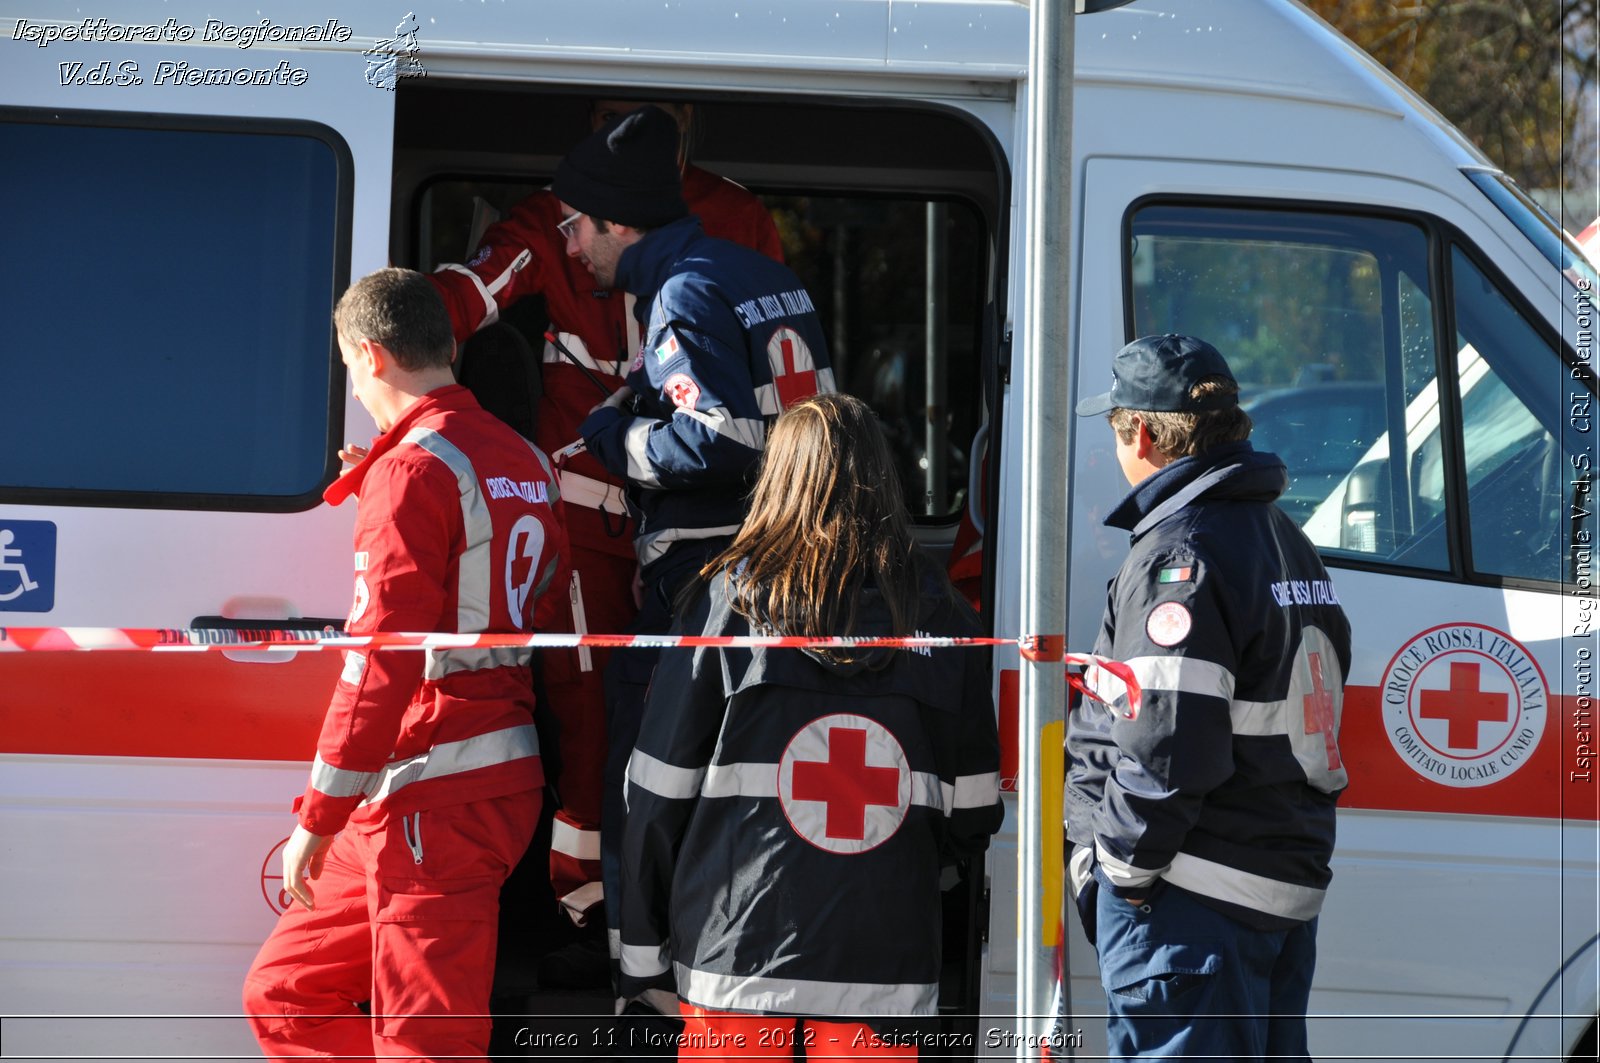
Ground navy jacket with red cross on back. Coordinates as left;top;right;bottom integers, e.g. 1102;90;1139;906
578;215;834;584
618;567;1003;1016
1065;440;1352;931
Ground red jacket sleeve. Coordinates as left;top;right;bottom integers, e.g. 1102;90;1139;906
426;191;565;346
298;454;458;834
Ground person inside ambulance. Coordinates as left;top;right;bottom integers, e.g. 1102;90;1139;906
555;104;834;1001
422;96;783;940
243;268;570;1062
618;393;1003;1056
384;99;784;979
1065;335;1351;1062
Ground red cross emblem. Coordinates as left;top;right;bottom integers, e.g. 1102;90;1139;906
1302;652;1342;772
779;714;909;854
663;372;700;410
504;515;547;629
1419;660;1509;750
766;327;818;410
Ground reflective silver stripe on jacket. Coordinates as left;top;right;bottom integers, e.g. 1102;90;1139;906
541;331;624;376
1231;697;1289;736
701;761;778;799
627;749;706;801
943;771;1000;812
622;418;662;488
676;963;936;1017
552;818;601;861
358;724;539;806
309;753;378;800
557;469;629;516
677;404;766;450
620;941;671;979
1093;839;1164;891
524;440;561;504
424;645;534;680
635;523;743;568
702;761;952;813
404;427;493;635
404;426;511;682
1165;851;1327;921
1088;654;1237;719
440;263;499;327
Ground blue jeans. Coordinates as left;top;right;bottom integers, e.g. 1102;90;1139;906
1094;878;1316;1062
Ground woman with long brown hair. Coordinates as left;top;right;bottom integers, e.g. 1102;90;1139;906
618;393;1003;1058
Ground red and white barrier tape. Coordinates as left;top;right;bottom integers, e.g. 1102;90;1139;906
0;627;1141;716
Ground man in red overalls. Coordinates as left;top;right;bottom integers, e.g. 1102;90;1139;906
243;268;570;1061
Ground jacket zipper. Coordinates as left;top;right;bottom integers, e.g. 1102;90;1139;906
401;811;424;866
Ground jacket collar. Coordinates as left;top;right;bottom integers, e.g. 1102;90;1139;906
323;384;475;506
1103;440;1287;537
615;215;704;313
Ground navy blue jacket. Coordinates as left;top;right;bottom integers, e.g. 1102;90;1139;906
619;568;1002;1015
1065;441;1351;930
579;217;834;582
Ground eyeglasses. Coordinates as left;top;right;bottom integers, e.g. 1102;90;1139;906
556;209;584;240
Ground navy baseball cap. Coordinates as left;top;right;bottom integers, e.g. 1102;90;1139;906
1075;334;1238;417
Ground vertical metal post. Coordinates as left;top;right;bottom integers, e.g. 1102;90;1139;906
925;201;949;515
1017;0;1075;1053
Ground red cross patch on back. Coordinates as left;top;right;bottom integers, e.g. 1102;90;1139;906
777;713;910;854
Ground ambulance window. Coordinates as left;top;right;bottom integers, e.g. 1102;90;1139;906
0;114;344;510
1447;247;1570;582
1128;204;1447;569
764;194;985;519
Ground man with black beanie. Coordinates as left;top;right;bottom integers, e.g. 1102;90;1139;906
555;105;835;1008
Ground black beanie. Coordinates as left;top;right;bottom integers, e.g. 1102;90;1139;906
552;105;688;229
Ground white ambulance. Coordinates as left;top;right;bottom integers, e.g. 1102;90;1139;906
0;1;1594;1060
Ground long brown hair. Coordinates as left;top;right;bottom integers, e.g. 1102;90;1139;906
703;393;940;663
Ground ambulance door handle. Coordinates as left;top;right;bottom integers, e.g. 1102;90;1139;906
190;614;345;664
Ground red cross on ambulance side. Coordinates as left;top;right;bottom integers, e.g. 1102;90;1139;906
777;713;911;854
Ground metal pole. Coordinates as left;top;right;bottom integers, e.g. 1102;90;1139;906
925;201;949;516
1017;0;1074;1054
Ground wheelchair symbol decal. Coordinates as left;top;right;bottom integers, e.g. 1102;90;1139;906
0;521;56;611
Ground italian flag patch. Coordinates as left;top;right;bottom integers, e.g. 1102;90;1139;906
1158;566;1193;584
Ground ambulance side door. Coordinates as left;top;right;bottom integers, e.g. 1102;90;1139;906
1068;157;1595;1060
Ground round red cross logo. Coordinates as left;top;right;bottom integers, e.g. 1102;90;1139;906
260;836;292;915
777;714;910;854
1380;623;1548;788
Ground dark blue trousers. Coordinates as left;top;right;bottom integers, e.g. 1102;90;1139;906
1094;879;1317;1062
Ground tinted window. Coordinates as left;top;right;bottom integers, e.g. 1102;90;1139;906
1450;248;1574;582
0;116;343;507
1129;204;1441;563
1128;201;1586;586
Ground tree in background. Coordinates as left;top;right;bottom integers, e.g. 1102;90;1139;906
1305;0;1597;229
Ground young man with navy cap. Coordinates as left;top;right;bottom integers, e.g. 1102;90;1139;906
1065;335;1351;1061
